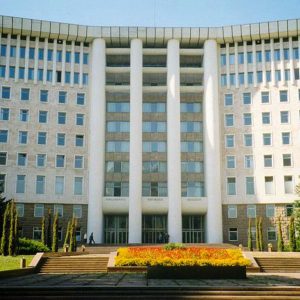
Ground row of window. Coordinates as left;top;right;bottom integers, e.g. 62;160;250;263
0;44;89;64
227;204;293;219
228;227;277;242
0;130;84;147
0;87;86;104
224;111;298;127
221;69;300;86
220;47;300;67
15;203;83;218
0;174;84;195
0;108;85;125
226;153;293;169
225;132;294;148
0;152;84;169
32;226;82;242
104;181;205;197
0;66;89;85
226;175;295;196
105;161;204;173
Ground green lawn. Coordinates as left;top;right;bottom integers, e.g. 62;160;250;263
0;255;34;271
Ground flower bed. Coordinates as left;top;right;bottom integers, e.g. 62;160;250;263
115;247;251;267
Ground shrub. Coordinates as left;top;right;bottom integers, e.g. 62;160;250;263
18;238;50;254
163;243;186;250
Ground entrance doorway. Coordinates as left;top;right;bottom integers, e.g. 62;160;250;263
182;215;205;243
104;215;128;244
142;215;167;243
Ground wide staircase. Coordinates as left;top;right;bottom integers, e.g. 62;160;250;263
39;255;109;273
255;257;300;273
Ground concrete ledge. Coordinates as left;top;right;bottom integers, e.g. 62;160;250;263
0;267;35;279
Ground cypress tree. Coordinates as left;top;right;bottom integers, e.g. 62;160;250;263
247;218;253;251
69;218;74;252
52;212;59;252
46;209;52;248
255;217;259;251
277;218;284;252
289;216;297;252
0;202;11;256
8;201;16;256
0;193;10;239
64;220;71;248
41;216;46;245
258;217;263;251
14;206;19;255
73;218;77;252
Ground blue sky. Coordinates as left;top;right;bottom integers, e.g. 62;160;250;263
0;0;299;27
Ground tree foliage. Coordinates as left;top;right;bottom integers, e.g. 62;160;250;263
247;218;253;251
277;218;284;252
52;212;59;252
289;216;296;252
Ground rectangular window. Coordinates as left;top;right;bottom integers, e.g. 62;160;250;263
284;176;293;194
65;51;71;63
283;48;289;60
54;204;63;217
16;204;24;217
0;44;7;56
280;111;289;124
229;228;238;241
108;102;130;113
16;175;25;193
264;154;273;167
262;112;271;124
181;141;202;153
266;71;271;82
181;161;202;173
40;90;48;102
239;73;244;85
243;92;251;105
246;177;255;195
274;49;280;61
20;88;30;101
180;103;201;113
38;69;43;81
9;66;15;78
224;94;233;106
244;134;253;147
47;49;53;61
266;204;275;218
65;72;71;83
293;47;299;59
75;135;84;147
283;154;292;167
19;109;29;122
55;176;64;195
280;90;288;102
267;227;276;241
220;54;226;66
143;141;167;152
57;133;65;146
257;71;263;83
229;53;235;65
36;154;46;167
76;113;84;126
229;73;235;86
286;204;293;217
285;69;290;81
56;154;65;168
180;121;202;133
17;153;27;166
46;70;52;82
0;130;8;143
228;205;237;218
248;72;253;84
36;175;45;194
56;50;62;62
38;111;48;123
0;65;6;78
0;174;5;193
19;131;28;144
73;205;82;218
282;132;291;145
263;133;272;146
247;204;256;218
181;182;204;197
243;113;252;126
226;135;234;148
238;52;244;64
247;52;253;63
265;176;274;194
256;51;262;62
225;114;234;127
37;132;47;145
34;204;44;217
0;108;9;120
74;52;80;64
106;141;130;152
57;112;66;124
77;93;85;105
221;74;227;86
33;227;42;240
0;152;7;165
10;46;16;57
83;53;89;64
227;177;236;195
83;73;88;85
74;155;84;168
108;121;130;133
58;91;67;104
226;156;235;168
74;177;83;195
105;182;130;197
244;155;253;168
261;91;269;104
38;48;44;60
28;68;34;80
2;87;10;99
74;72;79;84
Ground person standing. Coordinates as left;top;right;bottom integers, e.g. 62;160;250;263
89;232;95;245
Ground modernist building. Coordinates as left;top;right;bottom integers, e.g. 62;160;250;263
0;16;300;246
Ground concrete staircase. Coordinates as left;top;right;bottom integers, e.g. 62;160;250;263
39;255;109;273
255;257;300;273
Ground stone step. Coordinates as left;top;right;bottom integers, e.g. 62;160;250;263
255;257;300;273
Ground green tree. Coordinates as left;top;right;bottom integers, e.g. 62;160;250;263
46;209;52;248
52;212;59;252
64;220;71;248
69;218;74;252
247;218;253;251
258;217;263;251
0;202;11;256
289;216;296;252
255;217;259;251
14;207;19;254
277;218;284;252
0;192;10;239
41;217;46;245
8;201;17;256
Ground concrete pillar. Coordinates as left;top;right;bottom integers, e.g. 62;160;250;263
203;39;223;243
128;38;143;243
42;38;48;85
15;35;20;82
33;37;39;84
261;40;266;87
167;39;182;243
87;38;106;243
52;39;57;86
270;39;275;86
24;36;30;83
243;41;248;88
61;40;66;86
4;33;11;81
289;37;294;85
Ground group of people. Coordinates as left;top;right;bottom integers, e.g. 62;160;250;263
83;232;96;245
158;232;170;243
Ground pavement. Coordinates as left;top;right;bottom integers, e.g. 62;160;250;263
1;272;300;288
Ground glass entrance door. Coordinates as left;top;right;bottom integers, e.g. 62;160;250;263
104;215;128;244
142;215;167;243
182;215;205;243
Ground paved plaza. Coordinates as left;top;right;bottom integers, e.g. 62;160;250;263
1;272;300;288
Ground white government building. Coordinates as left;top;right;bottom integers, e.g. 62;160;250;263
0;15;300;246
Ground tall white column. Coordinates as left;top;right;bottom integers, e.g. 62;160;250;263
167;39;182;243
289;37;295;85
270;39;276;86
204;39;223;243
15;35;20;82
4;34;11;81
128;39;143;243
24;36;30;83
225;43;230;89
279;38;285;84
33;37;39;84
88;38;106;243
234;42;239;88
261;40;266;87
243;41;248;88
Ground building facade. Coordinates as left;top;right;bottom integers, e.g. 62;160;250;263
0;16;299;247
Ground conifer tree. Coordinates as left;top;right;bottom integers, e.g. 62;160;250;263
258;217;263;251
46;209;52;248
255;217;259;251
277;218;284;252
289;216;296;252
52;212;59;252
41;216;46;245
0;202;10;256
8;201;17;256
247;218;253;251
69;218;75;252
64;220;71;248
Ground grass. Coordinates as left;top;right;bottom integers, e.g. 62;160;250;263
0;255;34;271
